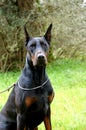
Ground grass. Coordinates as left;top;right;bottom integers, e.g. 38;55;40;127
0;59;86;130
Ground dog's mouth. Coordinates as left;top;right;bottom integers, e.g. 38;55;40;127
37;58;46;66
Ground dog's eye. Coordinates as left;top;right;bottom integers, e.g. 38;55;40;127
29;43;36;53
30;44;36;49
40;42;46;47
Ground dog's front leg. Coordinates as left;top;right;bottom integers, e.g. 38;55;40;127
17;113;26;130
44;116;51;130
44;107;52;130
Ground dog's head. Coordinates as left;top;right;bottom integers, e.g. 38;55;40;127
24;24;52;67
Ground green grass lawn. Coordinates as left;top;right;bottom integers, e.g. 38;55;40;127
0;59;86;130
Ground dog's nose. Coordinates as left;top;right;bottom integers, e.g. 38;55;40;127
37;54;45;60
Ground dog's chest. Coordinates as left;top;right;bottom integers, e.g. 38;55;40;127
24;89;53;112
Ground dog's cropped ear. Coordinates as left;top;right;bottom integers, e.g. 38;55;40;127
44;23;52;44
24;25;30;46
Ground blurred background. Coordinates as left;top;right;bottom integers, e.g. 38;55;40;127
0;0;86;72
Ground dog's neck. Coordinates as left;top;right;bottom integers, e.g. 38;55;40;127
33;66;46;86
25;57;46;86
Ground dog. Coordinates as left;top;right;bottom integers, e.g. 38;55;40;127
0;23;54;130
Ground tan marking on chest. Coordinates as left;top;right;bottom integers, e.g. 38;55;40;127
25;97;37;107
48;92;54;103
24;127;26;130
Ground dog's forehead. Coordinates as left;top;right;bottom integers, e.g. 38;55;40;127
33;37;44;41
28;37;47;46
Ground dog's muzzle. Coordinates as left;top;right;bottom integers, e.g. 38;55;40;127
37;53;47;66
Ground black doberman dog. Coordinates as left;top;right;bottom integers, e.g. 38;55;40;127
0;24;54;130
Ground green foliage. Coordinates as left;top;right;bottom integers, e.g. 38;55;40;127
0;59;86;129
51;0;86;59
